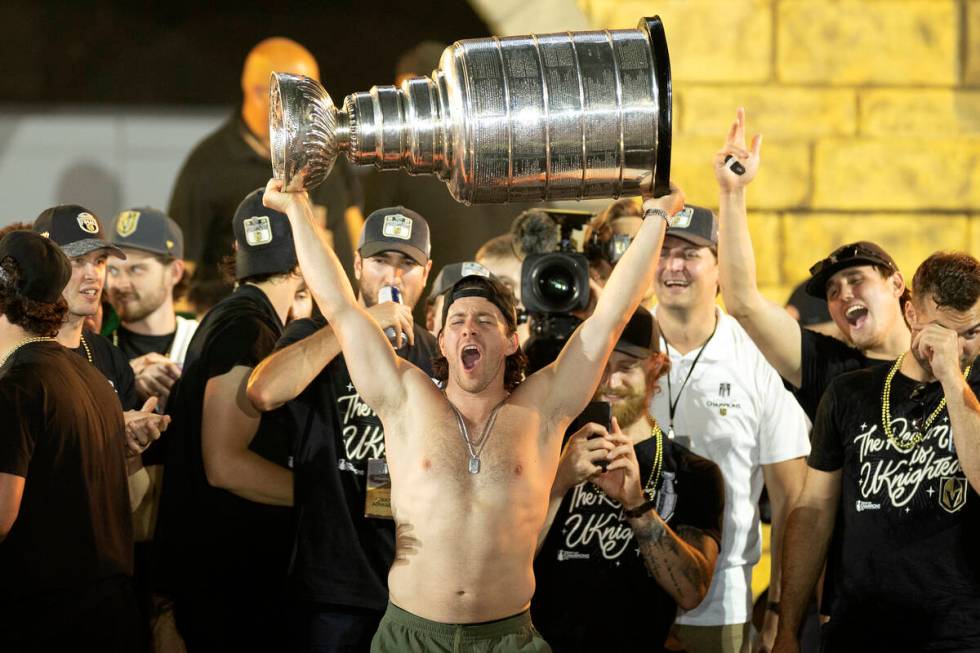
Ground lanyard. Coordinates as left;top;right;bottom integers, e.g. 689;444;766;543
663;320;718;437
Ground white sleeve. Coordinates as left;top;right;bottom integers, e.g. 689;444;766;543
756;347;812;464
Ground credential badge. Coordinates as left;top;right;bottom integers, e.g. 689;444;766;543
76;212;100;234
244;216;273;246
939;476;967;513
382;214;413;240
115;210;140;238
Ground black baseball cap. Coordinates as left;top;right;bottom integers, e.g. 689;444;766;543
786;281;831;326
804;241;898;299
614;306;660;359
110;207;184;259
359;206;430;265
428;261;492;301
666;204;717;250
441;274;517;333
232;188;298;280
33;205;126;260
0;230;72;304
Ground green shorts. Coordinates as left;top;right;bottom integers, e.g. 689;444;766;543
370;601;552;653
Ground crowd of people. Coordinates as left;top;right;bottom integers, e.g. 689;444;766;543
1;38;979;653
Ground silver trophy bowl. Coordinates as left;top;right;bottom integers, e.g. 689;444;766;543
271;16;672;201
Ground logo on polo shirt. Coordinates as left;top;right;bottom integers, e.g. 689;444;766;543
116;210;140;238
382;214;412;240
719;382;731;398
243;216;273;246
77;212;100;234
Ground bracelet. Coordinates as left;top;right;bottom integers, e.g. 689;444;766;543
643;207;671;228
767;601;780;615
624;496;657;519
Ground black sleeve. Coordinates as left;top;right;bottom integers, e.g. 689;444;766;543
275;316;326;352
109;344;139;412
0;382;33;477
204;317;279;379
672;452;725;548
807;378;845;472
798;327;855;421
167;150;215;266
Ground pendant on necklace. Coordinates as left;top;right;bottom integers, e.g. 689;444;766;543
666;427;675;440
468;457;481;474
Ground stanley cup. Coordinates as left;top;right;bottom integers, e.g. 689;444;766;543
270;16;672;203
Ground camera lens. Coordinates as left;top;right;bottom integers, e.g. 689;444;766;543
538;265;575;304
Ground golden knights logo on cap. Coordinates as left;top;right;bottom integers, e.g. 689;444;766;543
244;216;273;246
116;210;141;238
382;214;413;240
76;212;100;234
671;207;694;229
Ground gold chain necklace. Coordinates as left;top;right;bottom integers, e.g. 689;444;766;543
79;333;94;363
881;352;971;452
0;336;56;368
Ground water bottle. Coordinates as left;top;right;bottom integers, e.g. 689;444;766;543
378;285;403;347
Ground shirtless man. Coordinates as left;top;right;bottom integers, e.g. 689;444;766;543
263;177;683;651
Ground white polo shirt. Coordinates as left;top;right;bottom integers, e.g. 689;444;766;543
650;309;810;627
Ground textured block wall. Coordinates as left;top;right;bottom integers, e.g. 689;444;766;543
580;0;980;303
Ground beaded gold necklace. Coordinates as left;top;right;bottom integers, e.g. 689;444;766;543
79;333;94;363
0;336;56;368
881;352;972;452
643;422;665;497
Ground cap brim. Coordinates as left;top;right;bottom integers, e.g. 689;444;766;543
60;238;126;260
804;256;893;299
613;342;653;359
666;231;716;250
360;242;428;266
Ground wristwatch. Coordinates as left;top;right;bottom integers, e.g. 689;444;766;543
643;207;672;228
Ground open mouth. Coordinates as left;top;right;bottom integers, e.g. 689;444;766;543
844;304;869;328
461;345;482;371
663;279;689;289
79;288;100;298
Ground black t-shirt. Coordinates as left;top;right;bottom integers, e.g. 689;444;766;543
0;341;132;608
797;325;892;421
278;314;439;610
168;114;363;283
155;285;292;598
72;330;139;411
809;365;980;651
532;435;725;652
112;325;176;361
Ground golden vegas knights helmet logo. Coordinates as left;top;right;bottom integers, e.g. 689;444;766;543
939;476;967;513
115;210;140;238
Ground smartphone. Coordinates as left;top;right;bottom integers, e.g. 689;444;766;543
567;400;612;469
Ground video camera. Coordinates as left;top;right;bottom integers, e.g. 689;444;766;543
511;208;595;373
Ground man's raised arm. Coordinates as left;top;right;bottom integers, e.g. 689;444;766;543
716;108;804;388
261;179;410;414
533;183;685;421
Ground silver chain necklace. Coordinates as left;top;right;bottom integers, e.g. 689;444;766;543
447;396;508;474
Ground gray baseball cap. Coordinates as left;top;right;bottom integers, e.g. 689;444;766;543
110;207;184;259
358;206;430;265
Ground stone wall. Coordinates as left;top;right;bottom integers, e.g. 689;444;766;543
580;0;980;302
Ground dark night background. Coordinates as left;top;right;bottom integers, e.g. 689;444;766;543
1;0;493;106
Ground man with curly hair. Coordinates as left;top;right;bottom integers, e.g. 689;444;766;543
776;251;980;653
263;173;684;652
0;231;145;651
